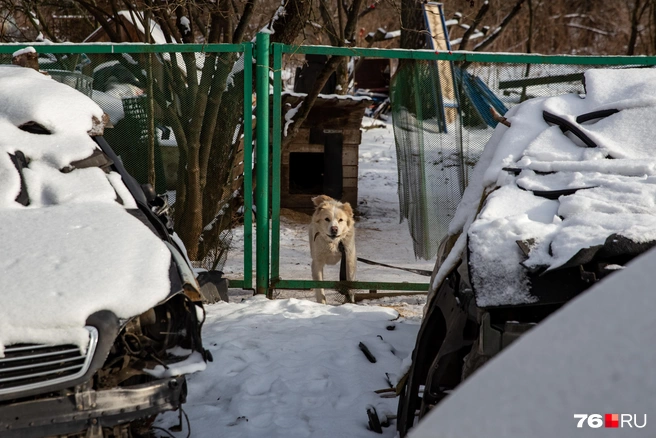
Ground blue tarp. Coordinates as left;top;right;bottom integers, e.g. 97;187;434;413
454;67;508;128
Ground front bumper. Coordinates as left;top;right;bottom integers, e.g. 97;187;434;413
0;377;186;438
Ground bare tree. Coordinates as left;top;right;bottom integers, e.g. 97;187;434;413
283;0;367;143
6;0;315;263
628;0;650;55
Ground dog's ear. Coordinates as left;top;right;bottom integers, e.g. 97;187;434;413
311;195;332;207
342;202;354;218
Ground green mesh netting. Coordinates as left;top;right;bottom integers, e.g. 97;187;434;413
391;59;465;260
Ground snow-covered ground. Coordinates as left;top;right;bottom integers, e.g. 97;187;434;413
155;296;421;437
153;117;442;436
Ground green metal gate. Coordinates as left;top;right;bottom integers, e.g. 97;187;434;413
260;39;656;297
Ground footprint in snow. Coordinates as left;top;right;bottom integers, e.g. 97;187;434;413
243;374;278;396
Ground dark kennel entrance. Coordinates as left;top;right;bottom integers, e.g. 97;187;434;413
289;152;323;194
289;131;343;199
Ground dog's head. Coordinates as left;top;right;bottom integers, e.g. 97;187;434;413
311;195;354;240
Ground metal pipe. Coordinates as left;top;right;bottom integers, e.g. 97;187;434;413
243;43;254;290
270;43;282;291
255;32;270;295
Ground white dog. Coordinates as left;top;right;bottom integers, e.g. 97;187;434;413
309;195;356;304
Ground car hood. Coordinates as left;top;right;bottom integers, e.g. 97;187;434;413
0;65;174;356
0;202;172;356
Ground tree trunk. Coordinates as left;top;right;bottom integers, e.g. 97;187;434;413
336;58;349;93
401;0;427;49
458;2;490;51
196;0;314;263
628;0;648;55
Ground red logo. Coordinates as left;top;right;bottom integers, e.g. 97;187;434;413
605;414;619;428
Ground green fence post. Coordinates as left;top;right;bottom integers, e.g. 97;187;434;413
243;43;254;290
270;43;282;285
255;32;270;295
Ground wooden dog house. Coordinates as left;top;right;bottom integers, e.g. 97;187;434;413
280;93;371;211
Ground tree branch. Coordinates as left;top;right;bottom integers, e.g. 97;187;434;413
270;0;313;44
473;0;526;52
319;0;340;46
343;0;365;42
232;0;255;43
74;0;122;41
283;55;343;147
458;1;489;51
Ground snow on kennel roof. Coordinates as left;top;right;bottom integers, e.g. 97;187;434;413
435;68;656;307
282;91;373;102
0;65;171;355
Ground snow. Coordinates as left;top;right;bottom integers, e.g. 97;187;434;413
117;11;204;74
93;60;119;73
409;245;656;438
262;5;286;35
283;91;373;102
152;117;429;436
180;16;191;34
12;46;35;58
385;30;401;39
0;65;104;200
91;90;125;125
283;101;302;136
0;203;172;355
435;68;656;307
0;65;172;354
426;110;509;303
155;296;421;437
145;351;207;378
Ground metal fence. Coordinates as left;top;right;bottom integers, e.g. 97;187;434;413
3;39;656;299
0;42;254;290
267;41;656;298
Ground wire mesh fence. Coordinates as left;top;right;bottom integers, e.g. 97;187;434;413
0;44;253;288
268;44;656;299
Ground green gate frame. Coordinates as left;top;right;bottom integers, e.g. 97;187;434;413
0;42;255;290
263;42;656;296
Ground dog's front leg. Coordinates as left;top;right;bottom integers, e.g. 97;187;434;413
312;260;326;304
344;248;357;303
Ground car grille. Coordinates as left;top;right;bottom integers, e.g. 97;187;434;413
0;326;98;396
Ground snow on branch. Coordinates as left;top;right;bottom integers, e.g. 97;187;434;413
565;23;614;36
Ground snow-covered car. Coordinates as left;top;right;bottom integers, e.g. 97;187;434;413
397;67;656;435
0;64;210;437
407;244;656;438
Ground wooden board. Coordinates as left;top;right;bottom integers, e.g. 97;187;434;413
424;2;457;124
282;191;358;209
279;94;366;211
342;148;359;166
341;188;358;206
343;165;358;178
282;146;360;166
343;177;358;188
281;95;371;133
288;128;362;146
